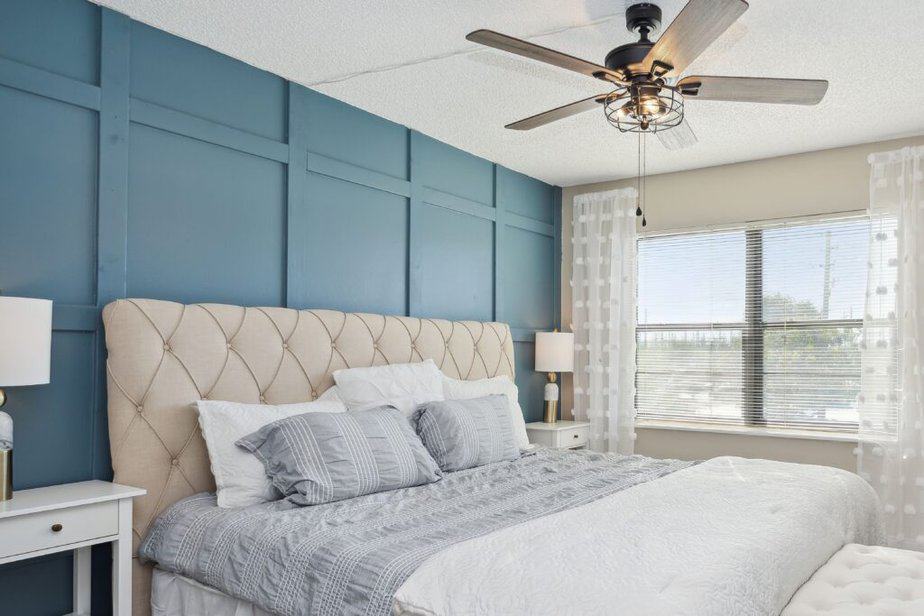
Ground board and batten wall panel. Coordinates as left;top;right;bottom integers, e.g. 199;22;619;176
126;123;289;306
0;1;561;613
298;173;411;315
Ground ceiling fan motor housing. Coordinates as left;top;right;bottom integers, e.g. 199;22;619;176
604;41;654;75
606;3;662;76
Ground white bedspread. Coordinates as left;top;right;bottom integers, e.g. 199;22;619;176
394;457;883;616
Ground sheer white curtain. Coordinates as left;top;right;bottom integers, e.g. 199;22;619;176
571;188;638;454
858;146;924;549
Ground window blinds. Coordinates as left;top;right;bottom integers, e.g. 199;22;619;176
636;215;870;432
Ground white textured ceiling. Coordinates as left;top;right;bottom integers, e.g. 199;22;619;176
91;0;924;187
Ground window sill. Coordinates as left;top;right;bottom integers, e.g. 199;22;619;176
635;420;859;443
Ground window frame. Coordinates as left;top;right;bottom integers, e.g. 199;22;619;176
635;214;866;433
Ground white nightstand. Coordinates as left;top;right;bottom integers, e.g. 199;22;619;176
0;480;145;616
526;420;591;450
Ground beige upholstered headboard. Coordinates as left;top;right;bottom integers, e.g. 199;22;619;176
102;298;515;614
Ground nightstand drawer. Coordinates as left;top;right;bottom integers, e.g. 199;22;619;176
525;420;591;450
0;500;118;559
557;426;588;448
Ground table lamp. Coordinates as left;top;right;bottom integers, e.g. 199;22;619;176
0;296;53;501
535;330;574;423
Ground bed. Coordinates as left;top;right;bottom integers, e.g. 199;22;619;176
103;298;884;616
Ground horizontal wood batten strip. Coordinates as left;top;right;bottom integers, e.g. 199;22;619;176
0;58;100;111
511;327;541;343
307;152;412;197
53;304;99;332
130;99;289;163
505;212;556;237
421;187;497;221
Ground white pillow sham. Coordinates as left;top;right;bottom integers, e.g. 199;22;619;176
333;359;444;417
197;398;346;508
441;374;530;450
317;385;343;404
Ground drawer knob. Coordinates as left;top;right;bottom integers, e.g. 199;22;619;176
573;434;579;439
51;523;63;533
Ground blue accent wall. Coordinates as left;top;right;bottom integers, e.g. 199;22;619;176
0;1;561;613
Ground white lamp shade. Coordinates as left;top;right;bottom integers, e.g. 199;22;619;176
0;297;52;386
535;331;574;373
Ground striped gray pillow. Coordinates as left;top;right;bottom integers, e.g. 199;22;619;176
237;406;442;505
414;395;520;472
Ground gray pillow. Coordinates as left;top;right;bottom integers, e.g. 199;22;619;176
236;406;442;505
413;395;520;472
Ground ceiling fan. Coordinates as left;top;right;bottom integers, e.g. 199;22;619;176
466;0;829;151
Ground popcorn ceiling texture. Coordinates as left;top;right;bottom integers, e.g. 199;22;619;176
90;0;924;186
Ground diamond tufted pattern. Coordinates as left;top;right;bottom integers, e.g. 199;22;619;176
102;298;514;614
783;544;924;615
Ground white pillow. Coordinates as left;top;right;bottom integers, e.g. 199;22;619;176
197;398;346;508
333;359;444;417
317;385;343;404
442;375;530;450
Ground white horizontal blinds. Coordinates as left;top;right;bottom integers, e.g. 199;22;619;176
758;217;869;430
637;229;746;423
636;215;870;431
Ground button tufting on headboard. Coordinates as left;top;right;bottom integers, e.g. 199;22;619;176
101;298;515;615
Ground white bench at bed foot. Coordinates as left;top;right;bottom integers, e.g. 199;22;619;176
782;544;924;615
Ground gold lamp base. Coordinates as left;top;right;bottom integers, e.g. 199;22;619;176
0;388;11;500
0;449;11;502
543;400;559;423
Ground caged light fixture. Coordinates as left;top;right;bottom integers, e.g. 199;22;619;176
603;83;684;134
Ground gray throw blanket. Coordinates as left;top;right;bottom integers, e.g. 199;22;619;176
141;449;694;616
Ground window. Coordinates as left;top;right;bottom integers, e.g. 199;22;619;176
636;215;869;432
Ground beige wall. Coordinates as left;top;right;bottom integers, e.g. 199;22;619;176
561;136;924;470
636;429;858;471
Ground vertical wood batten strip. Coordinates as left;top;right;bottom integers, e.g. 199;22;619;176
408;130;422;317
94;8;131;479
285;84;310;308
493;165;504;323
92;11;132;610
553;187;563;328
553;187;566;417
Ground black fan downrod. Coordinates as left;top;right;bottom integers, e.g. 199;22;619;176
625;3;662;40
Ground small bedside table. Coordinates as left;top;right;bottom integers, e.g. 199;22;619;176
0;480;145;616
526;420;591;450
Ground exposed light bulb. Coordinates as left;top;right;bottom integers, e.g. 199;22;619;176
638;95;666;118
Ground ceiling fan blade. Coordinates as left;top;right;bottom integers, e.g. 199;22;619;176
467;29;623;83
677;75;829;105
506;95;607;131
643;0;749;77
657;119;698;150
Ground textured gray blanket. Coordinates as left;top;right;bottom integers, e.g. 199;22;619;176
141;449;694;616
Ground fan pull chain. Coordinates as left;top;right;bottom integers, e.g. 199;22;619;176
642;131;647;227
635;132;648;227
636;132;643;218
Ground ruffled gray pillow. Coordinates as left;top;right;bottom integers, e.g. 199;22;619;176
414;395;520;472
237;405;441;505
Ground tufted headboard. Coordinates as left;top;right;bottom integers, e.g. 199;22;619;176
102;298;515;614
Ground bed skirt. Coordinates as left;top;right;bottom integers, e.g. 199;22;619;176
152;569;272;616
